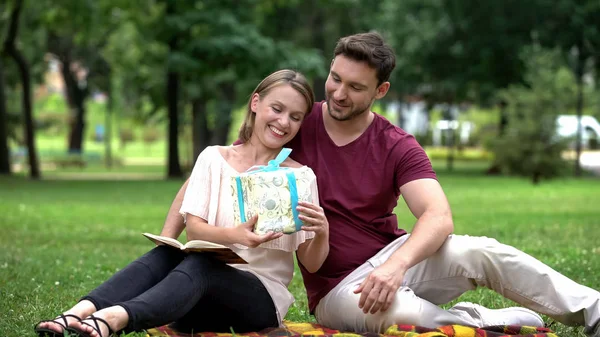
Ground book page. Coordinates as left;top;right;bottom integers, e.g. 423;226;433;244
183;240;228;250
142;233;184;249
143;233;247;264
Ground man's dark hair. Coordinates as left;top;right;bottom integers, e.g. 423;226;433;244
333;32;396;85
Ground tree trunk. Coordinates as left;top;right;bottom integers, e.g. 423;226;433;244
47;32;89;154
486;101;508;175
67;97;86;153
573;43;585;177
397;100;404;129
166;7;182;179
210;82;236;146
59;54;87;153
0;58;11;175
532;170;541;185
498;100;508;136
4;0;39;179
192;98;210;165
105;73;113;168
166;70;182;178
444;106;455;172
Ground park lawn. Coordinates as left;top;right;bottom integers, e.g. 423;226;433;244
0;168;599;337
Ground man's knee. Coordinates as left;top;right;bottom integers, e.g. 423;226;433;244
440;235;505;264
318;287;425;333
375;288;425;328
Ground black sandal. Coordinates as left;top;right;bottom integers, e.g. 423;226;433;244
67;315;114;337
34;313;81;337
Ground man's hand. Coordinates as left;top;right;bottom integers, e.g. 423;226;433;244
354;262;405;314
231;215;283;248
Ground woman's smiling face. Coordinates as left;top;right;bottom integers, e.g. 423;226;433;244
250;84;309;149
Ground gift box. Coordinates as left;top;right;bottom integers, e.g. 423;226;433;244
231;148;317;235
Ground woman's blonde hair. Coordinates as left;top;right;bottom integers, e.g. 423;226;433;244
238;69;315;142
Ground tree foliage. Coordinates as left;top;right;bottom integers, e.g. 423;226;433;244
1;0;599;179
380;0;541;104
534;0;600;176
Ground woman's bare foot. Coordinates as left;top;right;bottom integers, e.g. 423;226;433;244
68;306;129;337
35;300;97;335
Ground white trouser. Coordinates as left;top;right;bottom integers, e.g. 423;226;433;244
315;234;600;334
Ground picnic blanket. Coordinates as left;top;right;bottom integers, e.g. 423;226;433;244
146;321;559;337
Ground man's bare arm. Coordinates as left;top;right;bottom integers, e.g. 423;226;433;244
159;178;190;238
355;178;454;314
386;178;454;276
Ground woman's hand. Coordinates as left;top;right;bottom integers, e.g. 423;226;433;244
295;202;329;273
230;215;283;248
297;202;329;237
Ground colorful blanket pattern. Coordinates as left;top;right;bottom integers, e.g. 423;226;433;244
146;321;558;337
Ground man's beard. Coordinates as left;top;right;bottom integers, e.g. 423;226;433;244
326;98;371;122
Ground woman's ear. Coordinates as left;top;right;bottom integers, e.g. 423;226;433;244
250;93;260;113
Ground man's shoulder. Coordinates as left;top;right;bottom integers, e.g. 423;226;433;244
369;114;429;169
372;113;418;146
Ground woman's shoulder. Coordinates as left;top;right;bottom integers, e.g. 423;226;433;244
198;145;221;156
281;158;316;177
196;145;228;168
213;145;230;159
281;157;303;169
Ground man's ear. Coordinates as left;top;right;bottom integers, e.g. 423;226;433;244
375;82;391;99
250;93;260;113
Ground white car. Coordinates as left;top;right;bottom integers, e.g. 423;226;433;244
556;115;600;148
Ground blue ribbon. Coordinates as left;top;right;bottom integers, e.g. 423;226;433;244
248;148;292;173
286;171;303;231
235;176;247;223
235;148;302;231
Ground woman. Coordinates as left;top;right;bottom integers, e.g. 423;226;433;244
34;69;329;337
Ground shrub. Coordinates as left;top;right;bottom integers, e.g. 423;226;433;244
492;47;572;184
425;147;493;161
48;154;87;169
36;112;66;136
119;128;136;148
142;126;161;145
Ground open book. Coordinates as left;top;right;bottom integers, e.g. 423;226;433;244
143;233;247;264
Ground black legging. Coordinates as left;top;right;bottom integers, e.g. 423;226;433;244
81;245;278;333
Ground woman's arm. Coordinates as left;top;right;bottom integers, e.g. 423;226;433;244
159;179;189;238
186;214;283;248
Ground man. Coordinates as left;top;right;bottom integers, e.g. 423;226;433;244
160;32;600;336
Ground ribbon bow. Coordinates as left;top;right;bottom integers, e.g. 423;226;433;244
245;148;292;174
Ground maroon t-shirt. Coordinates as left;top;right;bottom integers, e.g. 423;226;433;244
286;102;437;312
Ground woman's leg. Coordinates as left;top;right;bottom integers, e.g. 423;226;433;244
35;246;184;335
83;245;186;310
71;253;278;336
172;258;278;333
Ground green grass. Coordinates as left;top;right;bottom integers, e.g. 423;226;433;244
30;136;174;160
0;165;599;337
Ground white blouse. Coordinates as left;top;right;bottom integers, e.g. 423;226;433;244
179;146;317;325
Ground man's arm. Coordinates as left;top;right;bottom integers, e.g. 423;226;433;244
159;178;190;239
355;178;454;314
